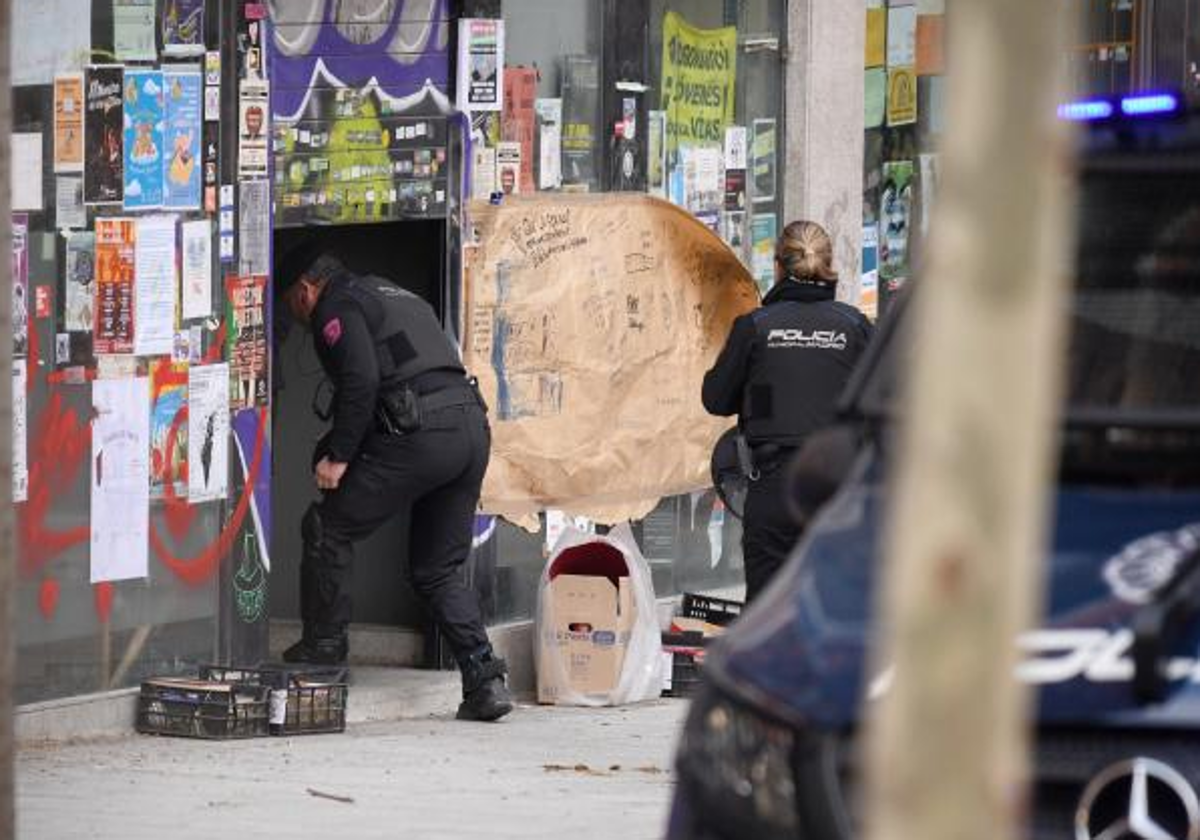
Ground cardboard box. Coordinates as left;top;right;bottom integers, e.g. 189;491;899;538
537;573;635;703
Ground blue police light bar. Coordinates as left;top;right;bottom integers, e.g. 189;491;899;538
1057;99;1114;122
1120;92;1180;116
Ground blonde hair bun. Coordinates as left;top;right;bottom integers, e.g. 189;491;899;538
776;220;838;284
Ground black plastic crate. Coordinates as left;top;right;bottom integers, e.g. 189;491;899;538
137;678;270;739
662;646;706;698
680;593;743;627
200;664;348;736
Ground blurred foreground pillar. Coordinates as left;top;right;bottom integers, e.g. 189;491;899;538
0;0;14;836
863;2;1075;840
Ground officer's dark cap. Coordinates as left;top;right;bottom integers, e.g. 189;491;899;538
275;238;329;297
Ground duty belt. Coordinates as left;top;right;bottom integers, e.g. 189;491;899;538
419;383;484;414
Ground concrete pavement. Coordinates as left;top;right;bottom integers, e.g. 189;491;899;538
17;698;689;840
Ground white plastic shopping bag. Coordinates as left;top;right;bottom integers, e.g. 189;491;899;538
535;523;664;706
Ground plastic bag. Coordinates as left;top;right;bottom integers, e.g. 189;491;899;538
534;523;665;706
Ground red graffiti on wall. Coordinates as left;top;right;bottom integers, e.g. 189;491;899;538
150;407;267;587
19;393;91;576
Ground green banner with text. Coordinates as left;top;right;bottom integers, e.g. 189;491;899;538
660;11;738;155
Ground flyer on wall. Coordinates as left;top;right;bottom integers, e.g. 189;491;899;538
188;362;230;503
535;98;563;191
752;118;777;204
113;0;157;62
238;180;270;277
84;65;125;205
90;376;151;583
181;219;212;320
238;78;269;179
133;216;178;356
53;74;85;173
13;360;27;503
64;231;96;333
123;69;166;210
647;110;667;197
162;0;205;57
149;359;188;500
12;214;28;358
56;176;87;230
94;218;136;354
163;70;203;209
457;18;504;112
503;67;537;193
751;212;778;294
226;275;268;410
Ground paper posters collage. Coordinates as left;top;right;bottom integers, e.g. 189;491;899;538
11;0;272;588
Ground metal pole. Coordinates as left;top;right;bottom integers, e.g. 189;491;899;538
862;1;1075;838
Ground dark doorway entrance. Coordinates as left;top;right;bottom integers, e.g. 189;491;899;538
271;220;448;628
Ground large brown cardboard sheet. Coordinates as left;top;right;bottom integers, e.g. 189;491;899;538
464;194;760;527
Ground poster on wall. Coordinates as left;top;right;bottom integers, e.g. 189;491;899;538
123;69;166;210
12;360;27;504
11;134;44;212
561;55;599;190
752;119;777;204
85;65;125;205
880;160;914;281
188;362;229;503
181;219;212;320
535;99;563;191
861;223;880;321
887;4;918;68
134;216;178;356
226;274;268;410
472;146;497;201
94;218;136;355
163;70;203;209
659;11;737;155
149;359;188;500
496;143;522;196
456;18;504;112
238;180;270;277
12;214;29;358
238;78;269;179
64;232;96;333
54;74;85;173
751;213;777;293
887;67;918;126
648;110;667;197
162;0;206;58
503;67;537;194
90;376;151;583
56;176;87;230
114;0;157;62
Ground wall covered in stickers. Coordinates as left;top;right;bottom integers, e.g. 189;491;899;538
268;0;458;227
10;0;272;704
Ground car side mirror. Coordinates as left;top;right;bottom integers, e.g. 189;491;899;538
784;424;861;526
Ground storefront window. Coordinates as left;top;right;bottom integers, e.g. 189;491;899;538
1068;0;1140;96
862;0;944;322
467;0;785;625
11;1;270;703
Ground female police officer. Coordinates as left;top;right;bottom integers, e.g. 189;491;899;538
702;221;873;603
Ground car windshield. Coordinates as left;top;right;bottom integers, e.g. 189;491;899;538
851;148;1200;429
1067;157;1200;424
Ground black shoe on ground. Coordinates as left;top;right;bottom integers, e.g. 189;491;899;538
457;655;514;722
281;635;348;666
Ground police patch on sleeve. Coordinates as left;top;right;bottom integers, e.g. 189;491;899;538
322;317;343;347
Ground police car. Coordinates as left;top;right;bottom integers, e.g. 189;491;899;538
668;92;1200;840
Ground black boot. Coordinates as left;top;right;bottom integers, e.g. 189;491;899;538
281;631;348;666
457;649;514;722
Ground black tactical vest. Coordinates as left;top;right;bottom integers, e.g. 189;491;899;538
741;299;870;445
336;272;464;387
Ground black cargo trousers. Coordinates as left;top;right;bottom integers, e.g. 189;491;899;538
300;395;491;660
741;452;802;604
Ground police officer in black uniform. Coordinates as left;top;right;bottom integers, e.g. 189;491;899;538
276;243;513;722
702;221;873;603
